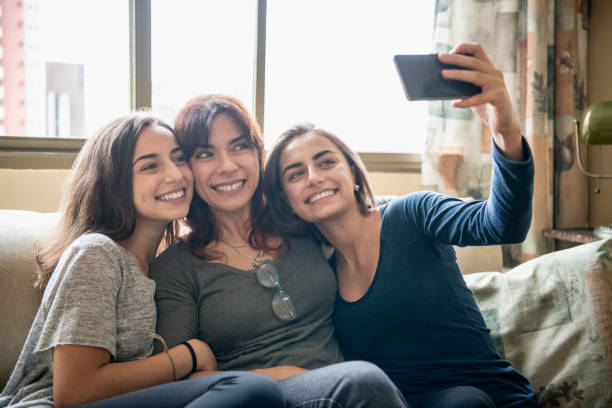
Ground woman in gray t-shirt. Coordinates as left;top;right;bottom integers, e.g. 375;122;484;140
0;113;284;408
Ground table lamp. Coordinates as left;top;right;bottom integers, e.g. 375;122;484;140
573;100;612;239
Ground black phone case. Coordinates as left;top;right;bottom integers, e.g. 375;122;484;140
394;54;481;101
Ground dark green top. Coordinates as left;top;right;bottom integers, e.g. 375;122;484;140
151;236;343;371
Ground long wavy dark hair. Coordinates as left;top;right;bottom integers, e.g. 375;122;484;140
35;113;180;289
263;123;376;238
174;94;277;259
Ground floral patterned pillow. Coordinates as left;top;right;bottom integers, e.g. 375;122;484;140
465;239;612;408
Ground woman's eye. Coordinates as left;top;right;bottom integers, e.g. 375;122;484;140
141;163;158;171
232;142;250;152
287;170;304;181
196;150;213;159
320;159;335;167
173;154;187;163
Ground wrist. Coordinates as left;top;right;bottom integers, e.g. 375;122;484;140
188;339;218;371
181;341;198;377
168;343;195;380
493;126;523;161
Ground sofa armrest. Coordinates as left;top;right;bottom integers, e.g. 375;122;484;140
0;210;58;389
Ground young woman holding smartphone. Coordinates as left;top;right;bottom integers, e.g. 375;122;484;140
264;44;539;408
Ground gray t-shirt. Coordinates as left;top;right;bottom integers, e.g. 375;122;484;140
151;236;343;371
0;233;156;408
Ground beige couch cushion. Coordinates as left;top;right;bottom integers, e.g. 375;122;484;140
0;210;58;388
454;244;503;273
465;239;612;407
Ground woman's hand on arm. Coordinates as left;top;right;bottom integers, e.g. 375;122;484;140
52;339;212;407
189;338;218;372
185;341;305;382
190;365;307;382
439;43;524;161
251;366;308;381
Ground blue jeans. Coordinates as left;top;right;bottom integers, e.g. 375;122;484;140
278;361;408;408
76;371;284;408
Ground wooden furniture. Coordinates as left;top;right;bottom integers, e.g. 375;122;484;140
543;228;599;251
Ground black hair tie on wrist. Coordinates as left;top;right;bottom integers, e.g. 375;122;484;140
182;341;197;376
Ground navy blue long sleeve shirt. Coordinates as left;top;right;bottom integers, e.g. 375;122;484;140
334;138;538;407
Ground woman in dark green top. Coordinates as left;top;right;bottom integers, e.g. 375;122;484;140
152;94;409;408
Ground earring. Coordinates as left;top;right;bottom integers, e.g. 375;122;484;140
354;184;360;192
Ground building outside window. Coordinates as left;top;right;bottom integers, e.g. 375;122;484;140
0;0;129;138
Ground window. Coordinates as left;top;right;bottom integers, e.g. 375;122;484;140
265;1;435;153
2;1;435;169
151;0;257;125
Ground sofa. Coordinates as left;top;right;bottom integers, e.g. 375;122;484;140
1;209;611;407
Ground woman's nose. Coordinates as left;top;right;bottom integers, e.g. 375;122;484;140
164;161;184;183
217;152;239;174
307;166;323;185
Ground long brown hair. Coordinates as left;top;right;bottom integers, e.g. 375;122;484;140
263;123;376;237
35;113;180;289
173;94;276;259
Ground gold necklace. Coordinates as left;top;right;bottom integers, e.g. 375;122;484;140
219;239;264;264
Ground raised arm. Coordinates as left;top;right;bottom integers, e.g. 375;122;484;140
439;43;524;161
404;138;533;247
398;43;533;245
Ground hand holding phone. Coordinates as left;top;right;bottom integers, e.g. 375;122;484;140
419;44;524;160
393;54;481;101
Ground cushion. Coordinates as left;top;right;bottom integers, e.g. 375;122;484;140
465;239;612;408
0;210;58;389
454;244;503;273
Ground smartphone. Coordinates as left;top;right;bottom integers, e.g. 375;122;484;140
393;54;481;101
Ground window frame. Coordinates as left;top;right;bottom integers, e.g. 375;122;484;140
0;0;420;173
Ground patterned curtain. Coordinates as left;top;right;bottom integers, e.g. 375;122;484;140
422;0;589;263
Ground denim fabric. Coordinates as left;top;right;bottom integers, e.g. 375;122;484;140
278;361;408;408
76;372;284;408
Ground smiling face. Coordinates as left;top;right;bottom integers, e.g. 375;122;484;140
279;132;358;224
132;125;194;227
189;113;260;218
